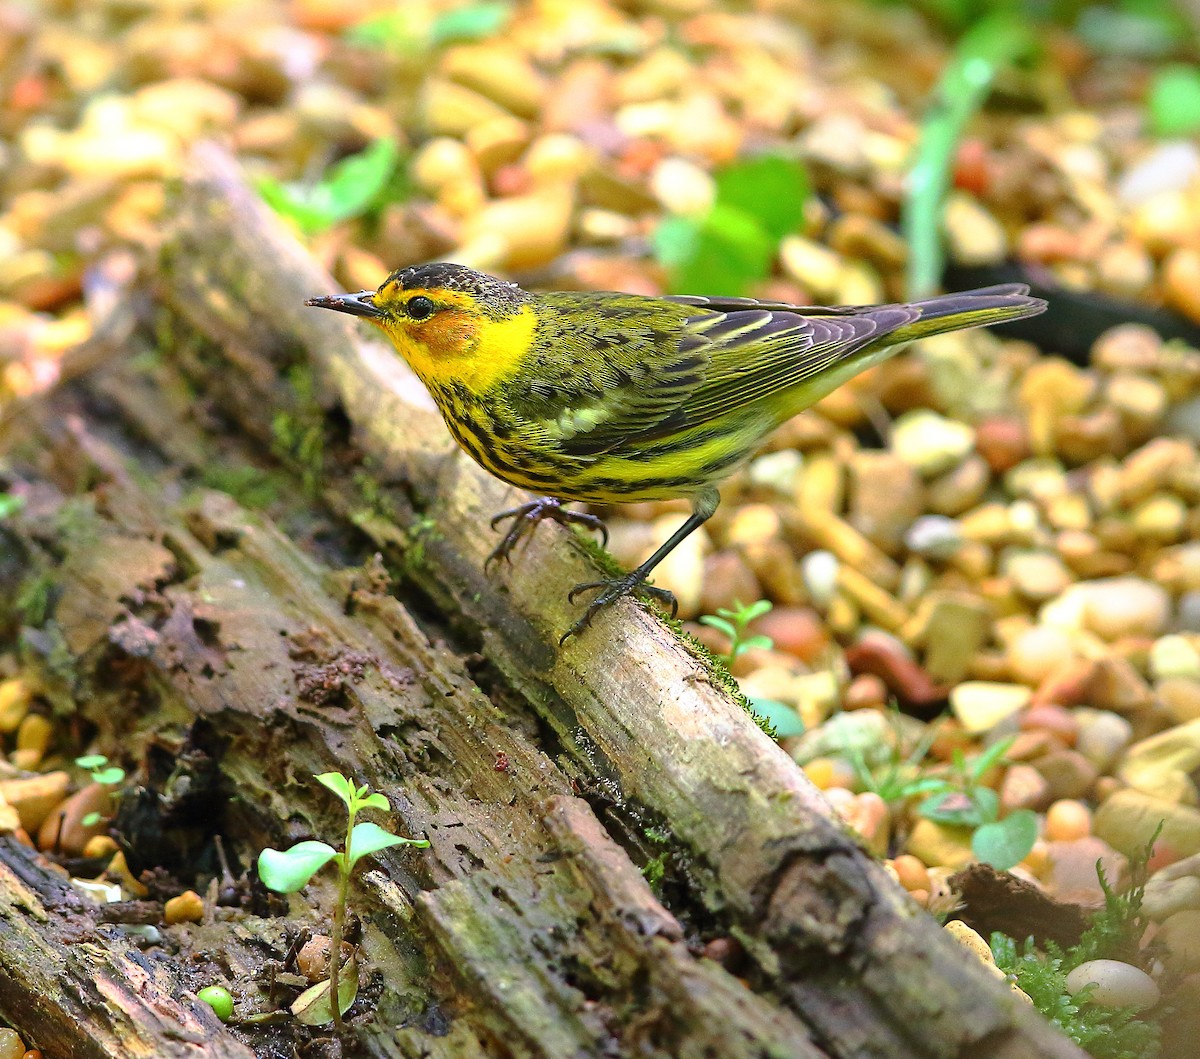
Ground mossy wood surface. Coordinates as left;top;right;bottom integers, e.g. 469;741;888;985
0;145;1085;1058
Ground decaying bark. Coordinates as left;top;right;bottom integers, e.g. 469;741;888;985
0;145;1086;1058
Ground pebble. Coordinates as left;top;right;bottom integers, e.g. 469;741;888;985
919;593;993;686
1164;248;1200;325
1075;710;1132;772
943;192;1007;266
848;451;924;552
1045;799;1092;841
891;410;976;478
779;236;844;301
0;678;32;733
845;636;946;710
1008;626;1076;686
950;681;1032;734
838;791;889;856
1065;960;1160;1011
1151;635;1200;681
906;818;974;870
975;416;1031;474
926;455;990;516
752;606;830;665
164;890;204;925
36;782;111;856
1005;551;1073;603
800;550;840;609
1119;718;1200;803
1093;789;1200;859
0;1031;23;1059
0;771;70;833
1160;910;1200;978
1077;577;1172;640
1000;763;1051;813
1159;677;1200;725
1031;749;1099;801
1044;836;1127;905
15;713;53;760
698;552;762;618
889;854;930;893
1143;852;1200;921
903;515;964;561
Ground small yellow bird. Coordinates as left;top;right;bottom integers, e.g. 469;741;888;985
309;264;1045;641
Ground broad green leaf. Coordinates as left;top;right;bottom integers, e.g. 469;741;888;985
81;811;103;827
973;810;1038;871
748;697;805;738
431;2;511;46
316;772;356;808
92;767;125;786
737;634;774;654
291;958;359;1025
75;755;109;770
347;822;430;871
740;599;774;622
358;792;391;813
0;494;24;520
652;215;700;269
258;841;338;893
1148;66;1200;138
714;155;809;243
322;138;400;219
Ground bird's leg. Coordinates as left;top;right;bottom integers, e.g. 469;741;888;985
487;496;609;569
561;489;719;645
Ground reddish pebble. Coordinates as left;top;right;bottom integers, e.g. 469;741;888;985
1019;704;1079;746
891;854;931;893
1032;658;1096;708
845;637;947;712
753;606;830;665
975;416;1031;473
953;138;991;196
843;672;888;711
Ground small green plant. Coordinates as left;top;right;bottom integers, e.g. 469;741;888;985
1147;65;1200;137
989;828;1163;1058
197;985;234;1023
347;1;511;51
654;154;810;296
257;138;401;237
699;599;774;665
75;754;126;828
258;773;430;1030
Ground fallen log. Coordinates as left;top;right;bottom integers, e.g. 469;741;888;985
0;144;1084;1058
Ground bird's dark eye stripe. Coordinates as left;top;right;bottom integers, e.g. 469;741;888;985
407;296;436;320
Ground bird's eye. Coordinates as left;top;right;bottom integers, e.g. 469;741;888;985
407;296;435;321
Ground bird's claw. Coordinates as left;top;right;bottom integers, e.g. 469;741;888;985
560;575;678;645
486;497;608;570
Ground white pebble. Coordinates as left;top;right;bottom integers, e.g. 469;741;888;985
1064;959;1159;1011
801;550;840;609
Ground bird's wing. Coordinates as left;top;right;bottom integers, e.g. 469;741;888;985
504;296;914;457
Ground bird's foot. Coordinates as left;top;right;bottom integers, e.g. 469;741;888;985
560;574;677;645
486;497;609;570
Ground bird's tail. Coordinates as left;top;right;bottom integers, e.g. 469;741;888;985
888;284;1047;345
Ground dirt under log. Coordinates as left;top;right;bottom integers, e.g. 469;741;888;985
0;145;1085;1059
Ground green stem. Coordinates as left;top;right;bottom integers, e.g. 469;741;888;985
329;810;355;1032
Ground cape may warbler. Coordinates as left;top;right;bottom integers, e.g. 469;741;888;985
309;264;1045;641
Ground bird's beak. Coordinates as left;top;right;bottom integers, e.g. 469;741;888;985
305;291;384;319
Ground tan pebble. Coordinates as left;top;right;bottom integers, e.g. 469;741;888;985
848;450;924;552
441;43;546;120
107;849;148;898
799;509;900;591
920;593;993;686
1075;709;1133;771
779;236;844;301
950;681;1031;734
1000;763;1051;812
0;798;19;833
1008;626;1076;686
1007;729;1067;762
836;565;909;631
1092;323;1164;373
1108;373;1167;434
1159;677;1200;725
420;79;512;137
1096;241;1155;298
7;750;42;771
1022;839;1051;878
944;919;999;965
1032;749;1099;801
1085;656;1154;715
802;757;856;791
975;416;1031;474
725;503;782;548
83;834;119;859
944;193;1007;266
926;455;990;516
1119;719;1200;804
1131;493;1187;543
15;713;53;756
164;889;204;925
841;792;889;856
460;186;574;271
1045;799;1092;841
1094;789;1200;859
36;782;111;856
1160;910;1200;973
0;679;32;733
1080;578;1172;641
698;551;762;618
0;771;70;833
1005;551;1073;602
907;818;975;870
0;1030;23;1059
1164;248;1200;325
843;673;888;711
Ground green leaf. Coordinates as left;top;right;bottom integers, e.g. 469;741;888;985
1148;65;1200;138
748;697;805;738
969;735;1015;781
652;215;700;269
316;772;356;809
291;958;359;1025
75;755;108;770
346;822;430;871
321;138;400;220
431;2;511;46
740;599;774;622
973;809;1038;871
357;792;391;813
258;840;338;893
698;615;737;639
736;634;774;654
714;155;809;243
919;787;997;827
0;493;24;520
81;811;103;827
92;767;125;786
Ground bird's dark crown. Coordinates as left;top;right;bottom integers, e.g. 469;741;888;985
383;263;531;314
